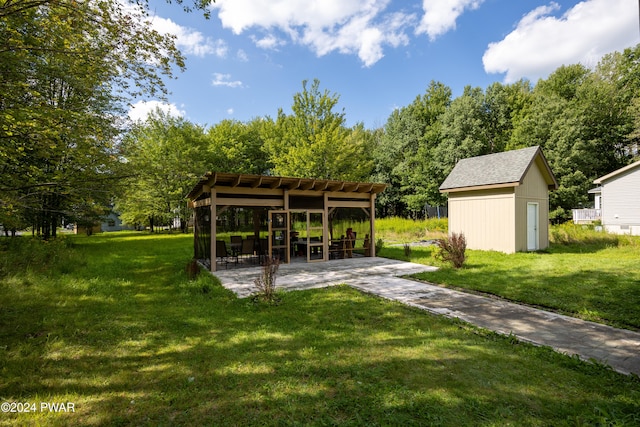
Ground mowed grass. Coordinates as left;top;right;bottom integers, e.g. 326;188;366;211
380;225;640;331
0;232;639;426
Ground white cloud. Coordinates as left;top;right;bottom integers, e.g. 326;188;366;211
236;49;249;62
149;15;228;58
416;0;484;40
212;73;244;88
251;34;286;50
212;0;416;67
128;100;186;122
483;0;638;83
226;108;234;115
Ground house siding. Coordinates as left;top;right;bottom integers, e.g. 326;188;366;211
514;162;551;251
600;165;640;235
448;188;516;253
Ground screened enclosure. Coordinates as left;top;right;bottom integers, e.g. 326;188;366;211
187;172;386;272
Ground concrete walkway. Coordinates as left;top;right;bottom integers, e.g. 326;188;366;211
214;257;640;376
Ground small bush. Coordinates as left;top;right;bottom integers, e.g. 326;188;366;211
434;232;467;268
186;259;201;281
375;238;384;254
253;256;280;304
403;243;412;258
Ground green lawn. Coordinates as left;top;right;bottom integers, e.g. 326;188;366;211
380;230;640;331
1;232;639;426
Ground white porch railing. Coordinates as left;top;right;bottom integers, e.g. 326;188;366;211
572;209;601;224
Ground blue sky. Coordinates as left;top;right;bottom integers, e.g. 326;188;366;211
128;0;639;129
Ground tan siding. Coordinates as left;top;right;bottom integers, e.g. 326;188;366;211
515;163;550;250
516;160;549;198
448;189;516;253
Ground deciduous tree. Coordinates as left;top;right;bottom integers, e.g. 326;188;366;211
262;79;373;181
117;110;209;232
0;0;185;237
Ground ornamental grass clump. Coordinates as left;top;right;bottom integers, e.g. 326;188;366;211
434;232;467;268
403;243;412;258
253;256;280;304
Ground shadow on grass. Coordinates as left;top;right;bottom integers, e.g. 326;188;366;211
1;233;639;425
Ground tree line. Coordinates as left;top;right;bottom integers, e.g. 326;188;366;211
117;46;640;230
1;1;639;236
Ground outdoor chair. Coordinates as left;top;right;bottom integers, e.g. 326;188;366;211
241;238;257;264
329;236;345;259
216;240;237;268
230;235;242;255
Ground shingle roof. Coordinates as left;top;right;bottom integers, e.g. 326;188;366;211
439;146;557;192
593;160;640;184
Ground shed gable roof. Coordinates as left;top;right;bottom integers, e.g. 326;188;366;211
439;146;557;193
593;160;640;184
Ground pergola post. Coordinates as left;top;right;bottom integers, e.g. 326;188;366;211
210;188;217;273
323;192;329;261
370;193;376;257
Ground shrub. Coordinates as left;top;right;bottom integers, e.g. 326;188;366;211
434;232;467;268
186;259;200;280
375;238;384;254
403;243;412;258
253;256;280;303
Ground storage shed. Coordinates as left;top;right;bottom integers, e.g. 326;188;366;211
187;172;386;272
439;146;558;253
592;160;640;235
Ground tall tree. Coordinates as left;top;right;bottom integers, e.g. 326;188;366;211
262;79;373;181
117;110;209;232
207;118;272;175
0;0;185;237
509;57;640;220
374;81;451;216
432;86;492;182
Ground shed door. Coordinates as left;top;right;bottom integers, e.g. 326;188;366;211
527;203;539;251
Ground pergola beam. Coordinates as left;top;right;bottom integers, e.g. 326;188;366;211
301;179;316;191
251;176;263;188
216;197;285;207
327;200;370;208
288;179;302;190
270;178;282;189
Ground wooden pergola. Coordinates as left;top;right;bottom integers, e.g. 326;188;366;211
187;172;386;272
